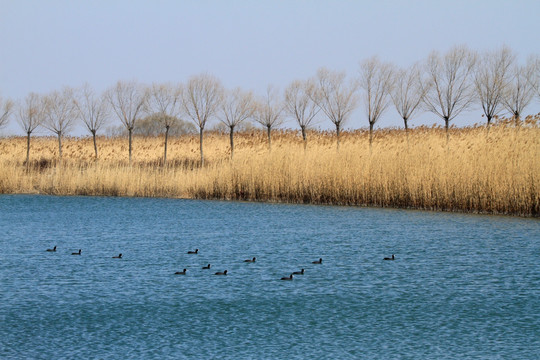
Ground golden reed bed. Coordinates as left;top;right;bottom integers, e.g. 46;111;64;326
0;119;539;217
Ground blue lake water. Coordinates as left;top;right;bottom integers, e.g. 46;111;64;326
0;195;539;359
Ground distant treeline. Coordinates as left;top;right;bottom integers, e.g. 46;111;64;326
0;45;539;165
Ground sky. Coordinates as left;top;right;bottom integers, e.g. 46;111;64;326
1;0;539;135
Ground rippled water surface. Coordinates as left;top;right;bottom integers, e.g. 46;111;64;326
1;195;539;359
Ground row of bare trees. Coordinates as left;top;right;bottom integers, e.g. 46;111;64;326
1;45;540;165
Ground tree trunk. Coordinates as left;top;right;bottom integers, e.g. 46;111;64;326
301;125;307;151
403;117;409;144
335;122;341;151
444;117;450;144
199;127;204;166
91;129;98;160
369;122;374;150
128;127;133;165
514;112;520;127
267;125;272;151
229;125;235;159
163;125;169;166
57;131;63;161
26;131;31;165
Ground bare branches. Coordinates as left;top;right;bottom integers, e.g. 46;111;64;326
390;62;426;132
474;46;515;125
106;80;147;132
218;87;255;159
312;67;358;149
148;82;182;130
74;84;110;159
181;74;223;165
284;79;320;149
422;45;477;140
74;84;110;135
148;82;184;165
503;58;537;122
219;87;255;130
42;87;77;159
531;55;540;99
253;85;283;150
106;80;147;163
0;96;14;130
359;57;394;147
17;93;45;164
17;93;44;134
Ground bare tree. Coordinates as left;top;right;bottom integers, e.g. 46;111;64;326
147;82;182;165
284;79;320;150
73;84;110;159
312;67;358;150
17;93;46;164
422;46;477;142
474;46;515;126
106;80;147;164
253;85;284;151
502;59;537;124
359;57;394;148
181;74;223;166
42;87;77;160
0;96;14;130
218;87;255;159
390;62;426;135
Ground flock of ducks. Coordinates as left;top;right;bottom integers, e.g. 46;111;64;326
46;245;396;280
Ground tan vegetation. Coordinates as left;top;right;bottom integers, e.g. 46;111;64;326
0;117;539;216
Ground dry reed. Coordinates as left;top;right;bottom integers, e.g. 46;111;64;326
0;117;539;216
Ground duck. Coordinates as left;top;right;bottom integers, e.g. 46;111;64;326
202;264;211;269
383;254;395;260
281;274;293;281
312;258;322;264
112;253;122;259
175;269;187;275
244;257;256;263
46;246;56;252
292;269;305;275
215;270;228;275
71;249;81;255
187;248;199;254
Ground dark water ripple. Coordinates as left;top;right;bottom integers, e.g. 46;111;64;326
0;195;539;359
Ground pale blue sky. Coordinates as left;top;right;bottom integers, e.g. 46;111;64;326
1;0;539;134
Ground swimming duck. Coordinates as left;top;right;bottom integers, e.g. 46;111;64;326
312;258;322;264
112;253;122;259
175;269;187;275
187;249;199;254
281;274;293;280
46;246;56;252
71;249;81;255
244;257;256;263
383;254;395;260
202;264;211;269
292;269;305;275
215;270;228;275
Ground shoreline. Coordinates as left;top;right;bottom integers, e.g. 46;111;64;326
1;191;537;218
